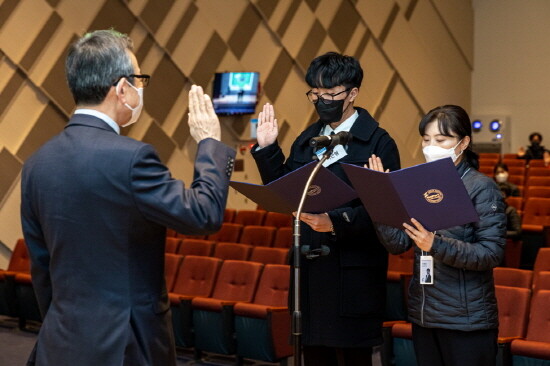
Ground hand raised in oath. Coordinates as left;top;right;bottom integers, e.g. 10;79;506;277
188;84;221;142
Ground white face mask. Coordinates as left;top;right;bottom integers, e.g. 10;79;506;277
117;79;143;127
422;139;463;163
495;172;509;183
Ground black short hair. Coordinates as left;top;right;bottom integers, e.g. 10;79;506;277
529;132;543;142
305;52;363;89
494;162;509;175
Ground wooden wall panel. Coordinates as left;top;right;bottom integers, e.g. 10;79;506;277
0;0;472;261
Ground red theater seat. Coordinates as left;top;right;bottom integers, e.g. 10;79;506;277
213;242;252;261
207;222;243;243
191;260;264;356
234;264;292;363
493;267;533;289
240;225;276;247
177;239;215;257
263;212;293;228
234;209;266;226
249;247;289;265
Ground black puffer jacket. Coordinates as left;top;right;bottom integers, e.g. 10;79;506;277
376;161;506;331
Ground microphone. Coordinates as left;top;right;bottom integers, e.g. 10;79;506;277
310;131;352;148
301;245;330;259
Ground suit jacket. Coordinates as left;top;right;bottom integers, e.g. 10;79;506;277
20;114;236;366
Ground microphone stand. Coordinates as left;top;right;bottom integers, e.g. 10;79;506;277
292;147;333;366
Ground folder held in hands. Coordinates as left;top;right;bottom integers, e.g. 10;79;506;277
230;161;357;214
342;158;479;231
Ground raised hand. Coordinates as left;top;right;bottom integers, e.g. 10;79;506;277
365;154;390;172
188;85;221;142
256;103;278;148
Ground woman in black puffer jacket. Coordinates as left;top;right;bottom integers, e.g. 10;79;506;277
371;105;506;366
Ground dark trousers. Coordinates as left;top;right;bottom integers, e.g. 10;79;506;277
302;345;373;366
411;323;498;366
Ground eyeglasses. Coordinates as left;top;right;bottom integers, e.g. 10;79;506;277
306;88;351;105
113;74;151;88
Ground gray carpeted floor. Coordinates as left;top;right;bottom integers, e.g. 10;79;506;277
0;317;288;366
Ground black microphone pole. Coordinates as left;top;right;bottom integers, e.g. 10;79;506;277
292;147;333;366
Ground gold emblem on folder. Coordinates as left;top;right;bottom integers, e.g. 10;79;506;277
307;185;321;196
424;189;443;203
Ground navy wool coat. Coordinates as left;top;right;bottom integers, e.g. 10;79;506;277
252;107;400;347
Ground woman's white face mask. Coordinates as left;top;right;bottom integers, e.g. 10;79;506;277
422;139;463;163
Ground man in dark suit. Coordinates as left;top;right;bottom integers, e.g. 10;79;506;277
20;29;235;366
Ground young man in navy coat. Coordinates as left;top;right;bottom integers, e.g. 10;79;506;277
20;29;235;366
252;52;400;365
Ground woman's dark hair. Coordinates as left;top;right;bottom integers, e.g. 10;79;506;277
529;132;543;142
419;105;479;169
493;162;509;175
305;52;363;89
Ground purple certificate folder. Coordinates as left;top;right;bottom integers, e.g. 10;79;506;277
230;161;357;214
342;158;479;231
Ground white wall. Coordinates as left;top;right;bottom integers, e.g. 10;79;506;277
472;0;550;153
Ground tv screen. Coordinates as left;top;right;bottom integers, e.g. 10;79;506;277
212;72;259;115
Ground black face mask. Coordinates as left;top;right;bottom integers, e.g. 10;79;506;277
532;141;541;147
315;99;346;124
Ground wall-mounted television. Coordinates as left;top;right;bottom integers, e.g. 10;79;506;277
212;72;260;115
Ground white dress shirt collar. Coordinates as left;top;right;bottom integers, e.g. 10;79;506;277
321;109;359;136
74;109;120;134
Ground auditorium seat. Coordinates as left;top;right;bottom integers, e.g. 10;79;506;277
496;285;531;340
479;158;499;167
164;254;183;292
166;228;177;238
521;198;550;232
508;166;526;176
479;153;500;161
191;260;264;356
390;322;415;366
13;272;42;330
234;209;266;226
533;271;550;294
526;187;550;200
478;165;493;177
169;255;223;347
495;285;532;363
263;212;293;229
386;248;414;321
526;176;550;189
528;160;549;168
508;175;525;189
0;239;30;319
207;223;243;243
493;267;533;288
249;247;289;265
239;225;276;247
272;227;293;249
213;242;252;261
177;239;215;257
502;158;526;167
510;290;550;364
224;208;236;223
506;197;523;216
527;167;550;179
234;264;292;363
533;248;550;286
504;239;523;268
165;237;182;253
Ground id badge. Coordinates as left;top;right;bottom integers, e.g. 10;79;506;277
315;145;348;167
420;255;433;285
